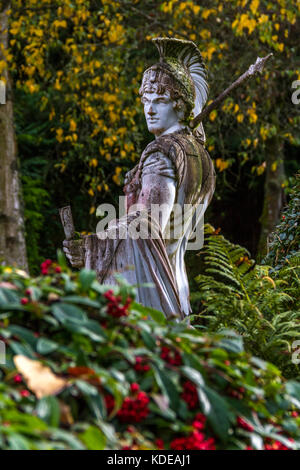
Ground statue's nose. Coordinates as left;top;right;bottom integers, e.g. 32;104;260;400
148;105;155;116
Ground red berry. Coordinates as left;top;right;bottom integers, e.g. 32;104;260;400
13;374;22;383
20;389;30;398
130;383;140;393
20;297;29;305
55;266;62;273
25;288;32;296
181;381;199;410
155;439;164;449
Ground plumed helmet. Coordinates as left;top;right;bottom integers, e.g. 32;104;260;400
140;37;209;121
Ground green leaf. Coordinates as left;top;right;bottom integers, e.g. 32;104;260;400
7;433;30;450
133;302;166;325
9;341;36;359
36;338;58;354
36;396;60;427
79;269;97;292
57;248;67;269
7;325;38;348
181;366;205;387
140;329;156;349
48;429;85;450
202;385;231;441
0;287;19;304
153;364;179;410
63;295;101;308
79;426;106;450
63;318;106;342
52;303;87;324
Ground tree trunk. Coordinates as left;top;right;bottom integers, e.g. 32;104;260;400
0;2;28;270
257;135;285;260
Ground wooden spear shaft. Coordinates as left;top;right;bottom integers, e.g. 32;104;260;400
190;53;273;129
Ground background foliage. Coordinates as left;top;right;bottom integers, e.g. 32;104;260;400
0;0;298;272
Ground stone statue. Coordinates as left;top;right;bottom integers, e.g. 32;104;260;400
63;38;216;320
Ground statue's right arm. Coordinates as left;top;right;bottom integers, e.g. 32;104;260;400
130;151;176;233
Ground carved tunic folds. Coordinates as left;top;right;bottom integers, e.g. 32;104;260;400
84;128;215;319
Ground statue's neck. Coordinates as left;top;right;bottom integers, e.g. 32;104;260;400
156;123;185;138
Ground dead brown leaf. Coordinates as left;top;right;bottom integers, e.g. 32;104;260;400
14;355;68;399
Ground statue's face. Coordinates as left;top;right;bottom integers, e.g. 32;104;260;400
141;88;181;137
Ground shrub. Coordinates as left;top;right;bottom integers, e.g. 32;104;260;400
1;258;300;450
192;225;300;378
263;172;300;270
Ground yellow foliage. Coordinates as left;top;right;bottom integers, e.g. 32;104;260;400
88;188;94;197
250;0;260;15
112;166;122;185
89;158;98;167
200;29;211;40
215;158;230;172
247;107;258;123
52;19;67;29
107;23;125;44
260;127;268;140
209;109;217;121
56;128;64;143
232;14;257;35
49;101;57;119
202;44;216;61
69;119;77;131
202;9;216;20
237;114;244;123
258;14;269;24
256;162;266;175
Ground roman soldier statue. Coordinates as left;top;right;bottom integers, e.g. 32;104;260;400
63;38;216;320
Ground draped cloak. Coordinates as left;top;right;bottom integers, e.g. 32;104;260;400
84;128;215;319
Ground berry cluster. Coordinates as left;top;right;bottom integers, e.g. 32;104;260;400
264;439;293;450
40;259;62;276
181;380;199;410
171;430;215;450
104;290;132;318
160;346;182;366
134;356;150;373
117;384;150;423
105;384;150;424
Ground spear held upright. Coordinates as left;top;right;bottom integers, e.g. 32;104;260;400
190;53;273;129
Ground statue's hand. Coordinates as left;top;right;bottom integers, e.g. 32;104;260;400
63;239;85;268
